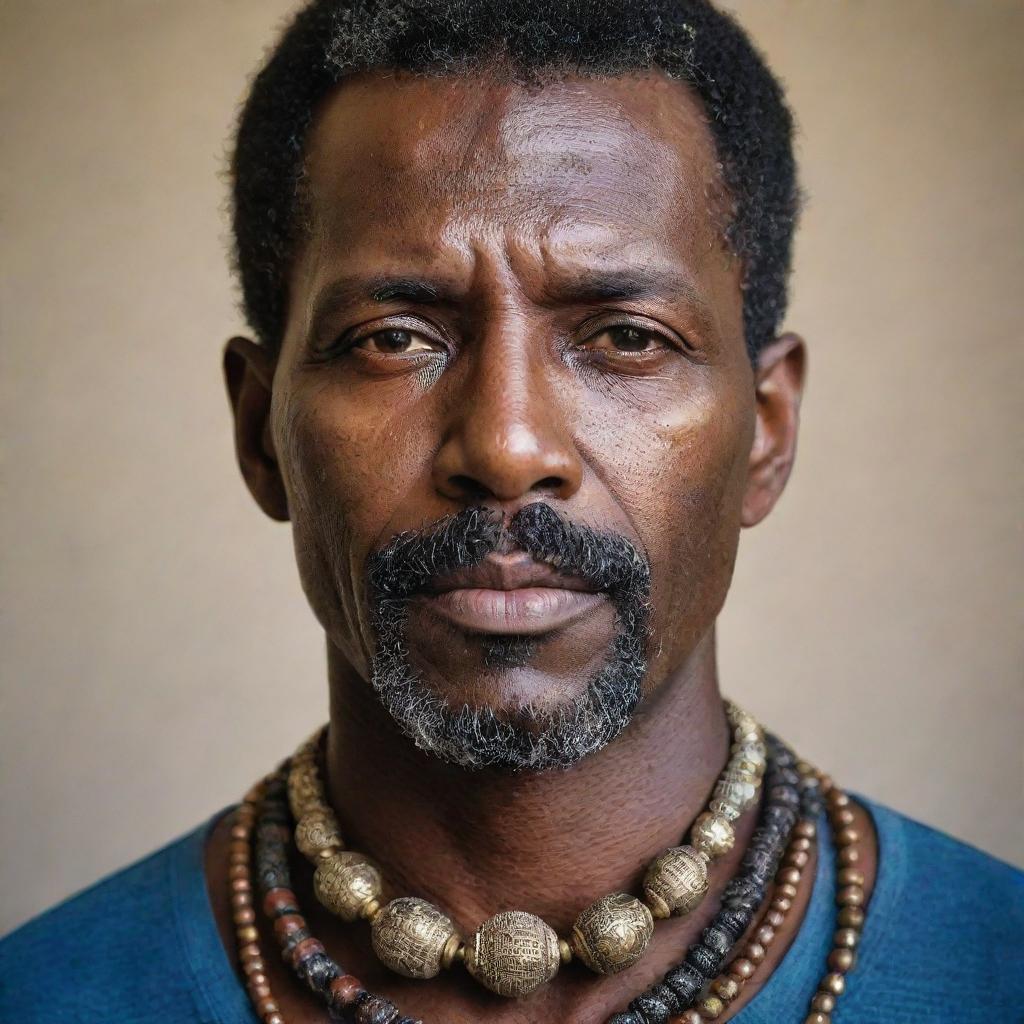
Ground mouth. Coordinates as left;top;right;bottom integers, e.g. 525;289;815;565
417;552;607;636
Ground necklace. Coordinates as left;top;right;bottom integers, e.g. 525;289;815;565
229;724;869;1023
286;701;766;997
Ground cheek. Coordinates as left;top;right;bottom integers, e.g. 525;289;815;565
272;378;431;670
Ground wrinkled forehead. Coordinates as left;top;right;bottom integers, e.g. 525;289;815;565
297;68;731;271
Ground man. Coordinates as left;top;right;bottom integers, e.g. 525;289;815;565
1;0;1021;1021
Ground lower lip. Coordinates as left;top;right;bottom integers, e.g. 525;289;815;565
419;587;606;635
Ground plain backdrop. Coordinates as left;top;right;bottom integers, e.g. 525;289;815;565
1;0;1022;935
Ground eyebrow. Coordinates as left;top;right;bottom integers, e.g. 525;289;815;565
307;275;446;342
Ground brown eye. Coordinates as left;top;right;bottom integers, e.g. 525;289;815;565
583;325;668;354
359;329;438;354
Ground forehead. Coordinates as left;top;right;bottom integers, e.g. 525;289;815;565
296;69;731;301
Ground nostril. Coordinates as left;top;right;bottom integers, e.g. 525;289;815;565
449;474;491;500
535;476;565;493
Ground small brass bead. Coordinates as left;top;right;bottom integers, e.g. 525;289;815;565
785;849;810;870
811;992;836;1012
828;948;856;973
765;909;785;928
837;868;865;887
827;790;850;809
791;836;812;853
838;906;865;929
794;821;817;839
642;845;709;919
838;847;860;867
836;827;860;847
313;852;382;923
679;1011;703;1024
834;927;859;949
804;1014;830;1024
570;892;654;975
777;882;798;900
831;808;855;828
821;972;846;996
778;867;801;887
691;813;735;859
558;939;573;965
771;896;792;913
728;956;755;980
712;976;740;1002
837;885;865;908
755;924;775;946
360;898;382;922
371;897;461;980
745;941;765;964
237;925;258;943
698;994;725;1019
294;809;344;860
464;910;561;998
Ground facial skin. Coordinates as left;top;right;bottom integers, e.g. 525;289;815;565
226;69;805;750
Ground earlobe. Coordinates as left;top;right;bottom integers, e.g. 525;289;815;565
223;336;290;522
740;332;806;528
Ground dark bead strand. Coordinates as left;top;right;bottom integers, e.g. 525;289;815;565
252;763;423;1024
616;734;802;1024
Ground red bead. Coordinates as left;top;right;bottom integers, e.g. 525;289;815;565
263;888;298;917
273;913;306;940
290;937;325;967
329;974;365;1006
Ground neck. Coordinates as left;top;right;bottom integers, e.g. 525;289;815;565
323;629;730;932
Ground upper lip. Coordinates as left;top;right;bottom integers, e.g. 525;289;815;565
424;553;598;594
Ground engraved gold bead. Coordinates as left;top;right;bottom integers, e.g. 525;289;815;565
699;994;725;1018
691;812;735;859
370;897;461;979
313;851;382;922
642;845;709;919
712;771;758;813
464;910;561;998
708;798;742;823
570;892;654;975
294;809;344;861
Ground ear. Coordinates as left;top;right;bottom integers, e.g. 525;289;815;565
223;336;289;522
741;332;807;528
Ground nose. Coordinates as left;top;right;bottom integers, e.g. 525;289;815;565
432;327;583;505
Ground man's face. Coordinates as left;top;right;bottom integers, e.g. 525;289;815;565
229;69;801;767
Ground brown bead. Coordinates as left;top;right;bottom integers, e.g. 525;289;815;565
231;889;253;908
755;924;775;946
794;821;817;839
803;1014;830;1024
834;927;859;949
837;885;865;907
778;867;801;887
255;997;279;1015
771;896;792;913
791;836;812;853
237;926;258;943
290;937;325;966
228;864;249;881
837;847;860;866
265;1015;284;1024
838;906;865;928
273;914;305;940
837;868;865;887
745;941;765;964
241;956;265;976
765;909;785;928
827;790;849;808
230;822;249;840
785;849;810;870
712;976;740;1002
811;992;836;1011
234;908;256;926
821;972;846;996
831;808;855;828
836;827;860;847
248;980;272;1000
263;888;298;917
329;974;364;1006
777;882;798;900
230;877;252;893
829;948;856;972
728;957;755;980
677;1011;703;1024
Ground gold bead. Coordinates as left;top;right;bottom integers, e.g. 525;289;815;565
370;897;461;980
811;992;836;1011
837;847;860;866
691;813;735;859
836;827;860;847
712;771;758;813
834;927;859;949
712;976;740;1002
709;798;742;823
464;910;561;998
794;821;817;839
828;947;856;972
838;907;865;929
837;885;864;908
821;971;846;995
558;939;573;965
745;941;765;964
831;808;855;828
570;892;654;975
728;957;754;980
837;868;864;887
313;851;382;922
804;1014;830;1024
698;994;725;1019
294;809;344;860
642;845;709;919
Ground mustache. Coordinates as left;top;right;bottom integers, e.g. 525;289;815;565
366;502;651;607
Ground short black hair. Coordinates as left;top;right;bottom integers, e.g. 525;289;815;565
231;0;799;362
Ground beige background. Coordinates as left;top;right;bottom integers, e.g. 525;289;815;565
1;0;1022;935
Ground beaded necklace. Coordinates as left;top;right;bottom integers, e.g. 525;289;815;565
229;726;868;1024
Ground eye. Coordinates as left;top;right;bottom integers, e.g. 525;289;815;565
580;324;671;355
356;328;441;354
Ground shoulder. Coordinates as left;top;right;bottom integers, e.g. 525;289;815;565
846;796;1023;1021
0;807;253;1024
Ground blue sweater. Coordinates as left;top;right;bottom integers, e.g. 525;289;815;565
1;798;1021;1022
